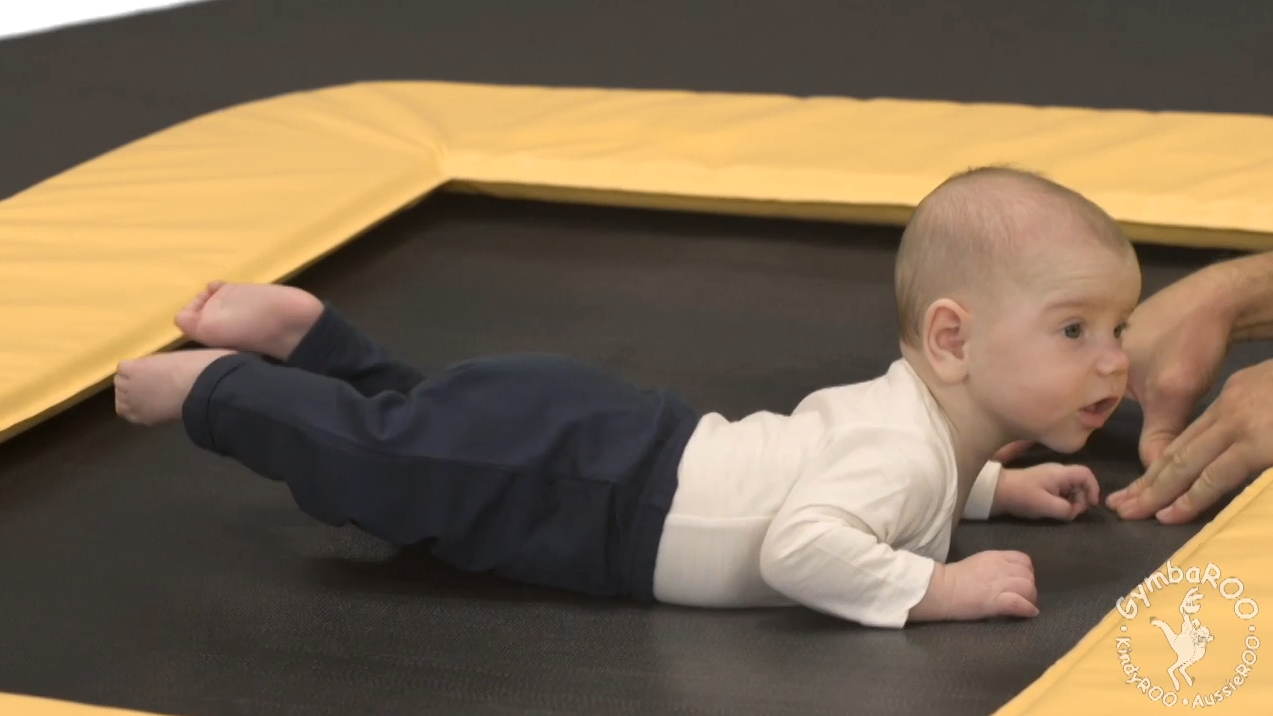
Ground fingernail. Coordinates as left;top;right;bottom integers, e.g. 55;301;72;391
1114;502;1139;519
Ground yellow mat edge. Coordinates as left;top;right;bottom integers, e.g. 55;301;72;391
451;181;1273;253
0;186;438;447
990;465;1273;715
0;694;179;716
2;79;1272;715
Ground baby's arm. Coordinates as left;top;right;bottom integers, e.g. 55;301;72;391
994;463;1101;520
758;433;1037;627
966;460;1101;522
759;499;938;628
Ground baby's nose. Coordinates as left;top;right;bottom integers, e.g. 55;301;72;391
1100;346;1130;375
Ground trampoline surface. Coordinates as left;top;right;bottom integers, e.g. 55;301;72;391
2;2;1272;716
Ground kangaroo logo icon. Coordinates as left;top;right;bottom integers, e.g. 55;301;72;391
1148;587;1215;691
1115;560;1261;709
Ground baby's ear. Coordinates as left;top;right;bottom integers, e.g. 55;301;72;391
923;298;971;382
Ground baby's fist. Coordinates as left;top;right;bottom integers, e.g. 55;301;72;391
999;463;1100;521
941;550;1039;621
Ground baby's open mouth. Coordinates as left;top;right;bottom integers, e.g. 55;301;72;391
1081;396;1118;416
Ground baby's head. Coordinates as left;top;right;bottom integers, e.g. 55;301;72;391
894;166;1142;454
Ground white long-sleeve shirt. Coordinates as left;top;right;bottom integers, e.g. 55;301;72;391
651;357;1001;628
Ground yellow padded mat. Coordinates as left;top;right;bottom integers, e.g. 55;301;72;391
2;80;1273;715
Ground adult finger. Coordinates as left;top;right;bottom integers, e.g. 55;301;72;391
1106;477;1144;510
1110;409;1217;509
1154;447;1254;524
1138;393;1197;468
1117;419;1233;521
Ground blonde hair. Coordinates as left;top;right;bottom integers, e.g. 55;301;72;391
894;166;1129;347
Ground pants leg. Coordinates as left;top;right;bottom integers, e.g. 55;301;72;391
181;350;700;599
282;306;426;396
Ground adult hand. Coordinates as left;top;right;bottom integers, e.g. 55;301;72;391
1108;258;1273;523
1122;268;1235;468
1109;361;1273;523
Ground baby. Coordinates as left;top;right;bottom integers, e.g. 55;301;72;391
114;166;1141;628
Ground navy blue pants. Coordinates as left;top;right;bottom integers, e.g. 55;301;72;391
180;307;701;600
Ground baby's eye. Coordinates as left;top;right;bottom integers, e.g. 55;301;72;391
1064;323;1084;339
1115;322;1129;339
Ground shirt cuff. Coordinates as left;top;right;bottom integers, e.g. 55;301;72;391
963;461;1002;520
866;550;938;628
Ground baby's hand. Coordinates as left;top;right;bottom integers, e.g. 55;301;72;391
910;550;1038;622
994;463;1100;521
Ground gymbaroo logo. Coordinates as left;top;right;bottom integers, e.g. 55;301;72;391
1115;561;1260;708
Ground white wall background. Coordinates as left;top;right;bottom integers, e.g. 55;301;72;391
0;1;215;41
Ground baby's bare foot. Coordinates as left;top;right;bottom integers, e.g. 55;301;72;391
175;281;324;361
115;349;236;426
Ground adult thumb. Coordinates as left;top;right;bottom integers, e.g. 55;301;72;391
1138;399;1190;468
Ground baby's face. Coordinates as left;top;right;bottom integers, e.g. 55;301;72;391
970;238;1142;453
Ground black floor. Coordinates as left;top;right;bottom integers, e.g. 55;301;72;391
2;2;1271;715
